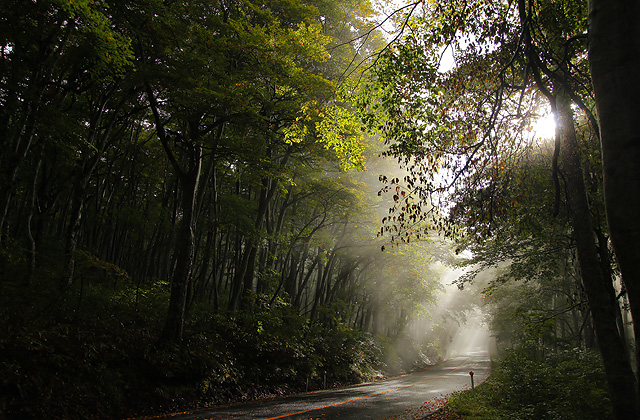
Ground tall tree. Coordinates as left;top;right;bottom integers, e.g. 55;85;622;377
554;91;637;418
358;1;639;416
589;2;640;398
0;0;133;243
129;0;370;340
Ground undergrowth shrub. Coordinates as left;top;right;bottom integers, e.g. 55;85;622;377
311;322;385;385
0;255;436;419
446;346;613;420
379;332;442;376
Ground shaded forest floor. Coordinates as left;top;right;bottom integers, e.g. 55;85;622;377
1;255;615;420
0;272;439;420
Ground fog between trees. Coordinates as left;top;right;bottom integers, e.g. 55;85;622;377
1;0;638;419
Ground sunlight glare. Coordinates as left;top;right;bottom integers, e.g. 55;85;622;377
532;112;556;141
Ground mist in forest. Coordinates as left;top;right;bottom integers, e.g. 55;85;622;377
445;309;492;357
431;265;494;359
354;149;496;366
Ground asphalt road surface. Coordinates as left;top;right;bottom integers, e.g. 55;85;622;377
144;349;490;420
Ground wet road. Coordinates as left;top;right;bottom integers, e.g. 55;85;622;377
146;349;490;420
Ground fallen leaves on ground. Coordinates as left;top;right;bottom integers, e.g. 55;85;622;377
380;393;462;420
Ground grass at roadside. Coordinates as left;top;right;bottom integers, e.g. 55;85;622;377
439;376;503;420
433;347;613;420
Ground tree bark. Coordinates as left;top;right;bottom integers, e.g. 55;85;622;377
158;167;199;343
556;92;639;419
589;0;640;396
0;23;72;241
146;86;203;343
24;144;44;285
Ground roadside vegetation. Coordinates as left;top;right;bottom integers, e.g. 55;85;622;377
2;0;639;419
442;347;612;420
0;0;458;417
0;269;450;419
356;0;639;418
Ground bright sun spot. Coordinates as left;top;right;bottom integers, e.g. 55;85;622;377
533;112;556;141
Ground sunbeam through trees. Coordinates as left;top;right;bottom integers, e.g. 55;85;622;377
0;0;637;419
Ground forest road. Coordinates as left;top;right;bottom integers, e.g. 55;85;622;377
143;348;490;420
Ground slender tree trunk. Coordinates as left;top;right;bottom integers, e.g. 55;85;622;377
589;0;640;397
309;250;324;321
146;87;204;343
63;176;88;288
158;166;200;343
294;256;318;309
194;229;214;303
63;146;106;287
556;92;639;419
229;247;251;312
0;27;71;240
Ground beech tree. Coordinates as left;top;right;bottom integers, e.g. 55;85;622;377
0;0;133;245
358;0;639;417
0;0;459;376
125;0;374;341
589;2;640;402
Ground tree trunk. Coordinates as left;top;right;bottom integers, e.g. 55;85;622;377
63;163;96;288
556;92;639;419
589;0;640;395
23;144;44;285
0;25;72;240
294;255;318;309
158;165;200;343
146;87;204;343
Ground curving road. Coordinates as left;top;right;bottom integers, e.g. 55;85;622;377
145;349;490;420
